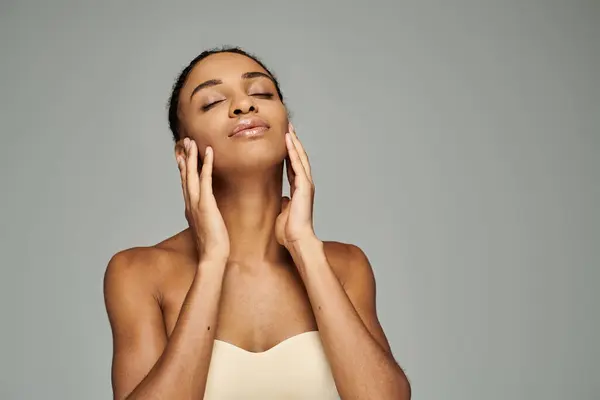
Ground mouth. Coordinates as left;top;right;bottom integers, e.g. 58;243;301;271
229;118;270;138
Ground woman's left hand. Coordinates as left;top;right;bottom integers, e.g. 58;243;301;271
275;123;317;249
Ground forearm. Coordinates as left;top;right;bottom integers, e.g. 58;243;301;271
125;261;225;400
289;238;410;400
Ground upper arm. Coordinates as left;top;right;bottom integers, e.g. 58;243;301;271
103;249;167;400
336;244;393;354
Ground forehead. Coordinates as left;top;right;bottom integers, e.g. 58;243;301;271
184;52;269;93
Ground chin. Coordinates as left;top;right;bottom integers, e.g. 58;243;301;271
246;146;286;167
216;143;286;174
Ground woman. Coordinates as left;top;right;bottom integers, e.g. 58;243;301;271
104;47;410;400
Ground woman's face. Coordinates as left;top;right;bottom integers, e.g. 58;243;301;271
177;52;289;174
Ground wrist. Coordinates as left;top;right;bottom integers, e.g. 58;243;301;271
287;234;322;254
197;257;228;272
193;259;227;292
286;235;326;271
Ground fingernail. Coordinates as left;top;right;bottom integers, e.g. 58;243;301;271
205;146;210;156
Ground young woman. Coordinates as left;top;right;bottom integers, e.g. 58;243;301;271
104;47;410;399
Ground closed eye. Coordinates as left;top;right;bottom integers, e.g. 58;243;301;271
202;100;224;111
251;93;274;98
202;93;273;111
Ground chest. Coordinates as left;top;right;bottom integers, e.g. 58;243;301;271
160;263;318;352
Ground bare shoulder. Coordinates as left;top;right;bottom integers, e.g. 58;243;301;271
103;246;174;300
322;240;373;288
103;230;194;302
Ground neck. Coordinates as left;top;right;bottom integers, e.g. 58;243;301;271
211;163;288;265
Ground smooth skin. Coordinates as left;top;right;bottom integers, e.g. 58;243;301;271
104;52;410;400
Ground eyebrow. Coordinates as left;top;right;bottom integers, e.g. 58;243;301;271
189;71;275;100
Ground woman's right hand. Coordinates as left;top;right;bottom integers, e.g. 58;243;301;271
177;138;230;264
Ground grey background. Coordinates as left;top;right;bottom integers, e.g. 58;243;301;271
1;0;598;399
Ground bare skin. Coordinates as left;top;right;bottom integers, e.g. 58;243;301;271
104;52;410;400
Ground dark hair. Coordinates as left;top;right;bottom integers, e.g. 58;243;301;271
167;46;285;142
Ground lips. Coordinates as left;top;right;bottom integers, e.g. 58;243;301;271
229;118;270;137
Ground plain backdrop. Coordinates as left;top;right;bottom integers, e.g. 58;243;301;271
1;0;598;399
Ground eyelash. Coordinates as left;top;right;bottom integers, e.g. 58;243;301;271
252;92;274;99
202;101;221;111
201;93;274;111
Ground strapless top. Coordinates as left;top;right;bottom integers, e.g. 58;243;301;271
203;331;339;399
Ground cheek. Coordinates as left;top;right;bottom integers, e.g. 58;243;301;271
263;103;289;131
187;115;226;147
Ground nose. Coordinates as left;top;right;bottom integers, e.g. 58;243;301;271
229;94;257;117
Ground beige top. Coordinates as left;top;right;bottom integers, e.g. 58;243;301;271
204;331;339;399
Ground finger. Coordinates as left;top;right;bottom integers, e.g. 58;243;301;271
176;154;190;209
285;157;296;196
183;137;190;158
200;146;214;196
186;140;200;204
288;124;312;181
285;133;309;185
